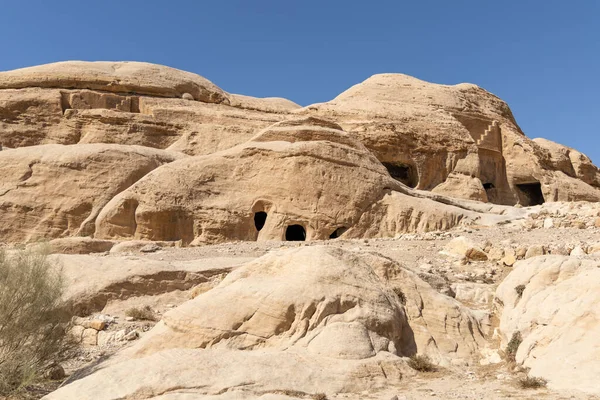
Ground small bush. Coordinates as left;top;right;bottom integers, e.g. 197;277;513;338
393;287;406;305
515;284;526;298
125;305;157;321
0;248;74;395
505;331;522;362
407;354;437;372
519;376;547;389
312;394;327;400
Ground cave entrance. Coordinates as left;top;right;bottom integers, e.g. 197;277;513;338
516;182;545;206
382;162;418;188
254;211;267;231
285;225;306;241
483;182;495;190
329;227;348;239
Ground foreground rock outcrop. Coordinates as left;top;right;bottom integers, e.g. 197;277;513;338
496;255;600;395
45;246;493;399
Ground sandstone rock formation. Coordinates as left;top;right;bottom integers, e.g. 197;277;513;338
0;144;182;242
93;117;504;245
0;60;598;246
496;255;600;394
44;246;493;399
0;62;297;155
301;73;600;205
55;253;249;315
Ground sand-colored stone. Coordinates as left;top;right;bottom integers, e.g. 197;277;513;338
46;237;115;254
1;61;599;213
44;348;407;400
442;236;488;261
0;144;182;242
128;247;411;360
55;254;251;315
302;73;600;205
95;117;511;245
496;256;600;395
0;61;229;103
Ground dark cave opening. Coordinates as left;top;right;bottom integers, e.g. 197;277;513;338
483;182;495;190
516;182;545;206
382;162;418;188
285;225;306;241
329;227;348;239
254;211;267;231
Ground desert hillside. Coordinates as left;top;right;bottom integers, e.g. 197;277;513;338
1;62;599;399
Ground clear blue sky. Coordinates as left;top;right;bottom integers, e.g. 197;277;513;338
1;1;598;161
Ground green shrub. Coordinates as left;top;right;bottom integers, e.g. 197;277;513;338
125;305;157;321
407;354;437;372
0;248;74;395
506;331;522;362
518;375;547;389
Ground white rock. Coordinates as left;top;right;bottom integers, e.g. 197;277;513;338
570;246;587;256
496;256;600;395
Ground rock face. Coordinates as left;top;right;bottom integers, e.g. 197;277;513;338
0;144;181;242
45;246;490;399
94;117;494;245
302;73;600;205
0;60;598;245
129;247;411;359
0;61;297;154
496;256;600;394
0;61;229;103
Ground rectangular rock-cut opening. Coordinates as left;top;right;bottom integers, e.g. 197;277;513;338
516;182;545;206
382;162;418;188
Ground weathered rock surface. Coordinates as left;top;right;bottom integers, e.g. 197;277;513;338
1;61;599;217
45;246;492;399
496;255;600;394
0;144;182;242
128;247;411;359
0;62;296;155
44;348;406;400
302;73;600;205
56;254;250;315
94;117;502;245
1;61;599;245
0;61;229;103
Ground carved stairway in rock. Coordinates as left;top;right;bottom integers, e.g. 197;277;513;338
476;120;501;152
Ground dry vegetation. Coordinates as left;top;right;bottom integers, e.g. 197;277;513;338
519;376;548;389
125;305;157;321
515;284;526;298
407;354;437;372
505;331;522;363
0;248;74;396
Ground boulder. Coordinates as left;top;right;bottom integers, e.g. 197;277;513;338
524;245;545;259
496;256;600;394
44;348;407;400
128;247;410;360
55;253;251;315
47;237;115;254
442;236;488;261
